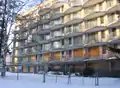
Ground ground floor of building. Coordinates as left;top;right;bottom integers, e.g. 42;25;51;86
9;58;120;77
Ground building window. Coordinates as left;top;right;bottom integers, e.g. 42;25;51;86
73;24;81;32
53;41;61;48
106;0;113;8
102;46;107;54
53;30;62;37
84;5;96;15
101;30;105;38
65;26;72;34
61;6;64;12
69;38;72;45
99;2;103;10
108;13;115;23
111;28;116;37
40;44;43;50
61;39;64;45
100;16;104;24
61;51;64;58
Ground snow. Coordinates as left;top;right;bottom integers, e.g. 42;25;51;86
0;72;120;88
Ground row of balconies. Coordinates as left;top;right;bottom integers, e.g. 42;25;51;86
15;27;120;49
32;13;119;34
16;0;120;30
15;46;117;62
39;0;119;18
16;33;120;55
39;0;119;20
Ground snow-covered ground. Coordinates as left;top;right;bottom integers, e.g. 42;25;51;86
0;72;120;88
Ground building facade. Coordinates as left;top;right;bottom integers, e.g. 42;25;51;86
13;0;120;74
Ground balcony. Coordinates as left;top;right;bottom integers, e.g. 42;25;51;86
73;25;83;32
102;50;116;59
87;39;99;45
39;18;50;25
84;11;105;20
109;39;120;44
15;36;27;41
50;21;64;31
64;18;83;26
70;1;82;6
39;6;51;16
64;6;82;15
50;10;64;20
85;26;106;34
101;37;110;43
108;19;120;28
39;19;50;25
51;2;64;10
106;4;120;13
53;42;62;49
64;27;72;35
43;25;50;30
27;22;38;29
53;31;63;37
33;26;50;34
83;0;104;7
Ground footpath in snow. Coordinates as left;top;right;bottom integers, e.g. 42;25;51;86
0;72;120;88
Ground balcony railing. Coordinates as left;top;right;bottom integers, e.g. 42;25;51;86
72;14;81;19
102;51;116;59
70;2;82;6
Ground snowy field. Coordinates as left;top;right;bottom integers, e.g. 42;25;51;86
0;72;120;88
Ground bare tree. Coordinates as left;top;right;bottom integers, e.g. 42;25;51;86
0;0;30;77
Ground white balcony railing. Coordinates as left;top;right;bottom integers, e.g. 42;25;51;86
70;2;82;6
73;14;81;19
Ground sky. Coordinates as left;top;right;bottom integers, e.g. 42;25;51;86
20;0;43;12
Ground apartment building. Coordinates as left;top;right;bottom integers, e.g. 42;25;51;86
12;0;120;74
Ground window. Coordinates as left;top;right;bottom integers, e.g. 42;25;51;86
100;16;104;24
106;0;113;8
61;51;65;58
40;44;43;50
61;6;64;12
32;47;36;52
61;39;64;45
44;43;50;50
74;36;82;44
73;12;79;19
68;50;72;57
44;34;50;40
108;13;115;23
69;38;72;45
101;30;105;38
85;19;97;29
53;30;62;37
54;18;61;25
53;41;61;48
84;5;96;15
65;26;72;34
73;24;81;32
55;8;60;13
111;28;116;36
102;46;107;54
99;2;103;10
